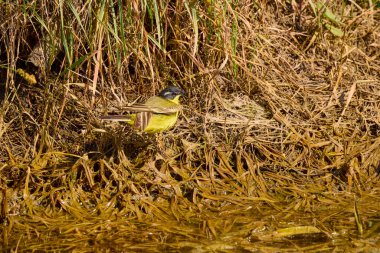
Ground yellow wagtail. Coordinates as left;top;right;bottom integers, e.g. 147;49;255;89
100;86;185;134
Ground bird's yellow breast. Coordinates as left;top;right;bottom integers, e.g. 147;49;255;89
143;112;179;134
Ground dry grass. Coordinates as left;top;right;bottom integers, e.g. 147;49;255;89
0;0;380;251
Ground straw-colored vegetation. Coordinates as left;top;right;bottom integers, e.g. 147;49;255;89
1;0;379;251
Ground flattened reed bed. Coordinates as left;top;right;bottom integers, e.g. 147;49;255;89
0;0;380;251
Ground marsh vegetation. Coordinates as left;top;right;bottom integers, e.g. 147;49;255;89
0;0;379;251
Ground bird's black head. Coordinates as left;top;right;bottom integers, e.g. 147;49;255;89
158;85;185;100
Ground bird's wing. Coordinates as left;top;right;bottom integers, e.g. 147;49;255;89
133;112;152;131
99;115;132;122
121;96;182;114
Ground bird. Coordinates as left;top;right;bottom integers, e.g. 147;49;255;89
100;85;185;134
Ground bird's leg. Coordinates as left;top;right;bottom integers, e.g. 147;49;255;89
155;133;167;159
